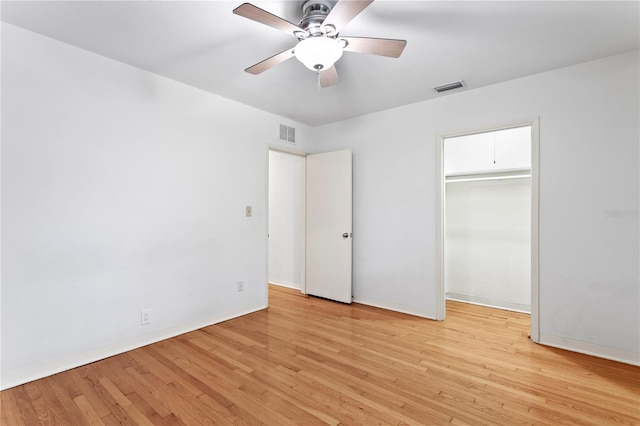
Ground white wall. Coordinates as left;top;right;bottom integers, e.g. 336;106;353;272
268;150;304;289
311;50;639;364
0;23;313;389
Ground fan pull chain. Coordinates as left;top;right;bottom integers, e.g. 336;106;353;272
317;72;321;92
493;133;496;164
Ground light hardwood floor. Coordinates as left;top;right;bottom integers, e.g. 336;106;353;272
2;284;639;425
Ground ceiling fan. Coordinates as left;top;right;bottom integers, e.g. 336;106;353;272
233;0;407;88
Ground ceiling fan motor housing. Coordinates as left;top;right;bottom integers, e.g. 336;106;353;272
300;0;335;37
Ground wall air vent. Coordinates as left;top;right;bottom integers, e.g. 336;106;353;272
433;80;465;93
279;124;296;144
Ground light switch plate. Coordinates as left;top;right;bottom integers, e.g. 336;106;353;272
246;206;252;217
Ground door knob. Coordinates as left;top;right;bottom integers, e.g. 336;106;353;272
343;233;349;238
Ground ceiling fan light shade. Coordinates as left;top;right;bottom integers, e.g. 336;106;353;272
294;37;344;71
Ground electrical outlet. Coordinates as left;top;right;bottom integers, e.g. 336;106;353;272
237;281;244;292
141;309;151;325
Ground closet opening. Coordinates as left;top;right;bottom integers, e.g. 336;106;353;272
436;120;540;341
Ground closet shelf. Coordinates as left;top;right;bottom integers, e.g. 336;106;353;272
445;171;531;184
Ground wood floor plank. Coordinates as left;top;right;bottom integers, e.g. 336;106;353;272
2;285;639;425
125;391;185;426
66;368;111;418
120;366;176;419
1;387;24;426
241;368;342;425
130;369;216;425
38;376;84;424
98;377;155;426
72;394;106;426
44;375;86;424
23;380;69;425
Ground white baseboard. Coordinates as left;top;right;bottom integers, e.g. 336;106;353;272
268;281;301;290
0;306;267;391
446;292;531;314
353;297;435;320
539;333;640;366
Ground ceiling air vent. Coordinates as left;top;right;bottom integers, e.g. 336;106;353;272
279;124;296;144
433;80;465;93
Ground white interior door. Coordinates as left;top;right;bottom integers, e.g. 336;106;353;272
306;150;352;303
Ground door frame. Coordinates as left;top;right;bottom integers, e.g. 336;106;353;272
435;118;540;342
266;146;308;302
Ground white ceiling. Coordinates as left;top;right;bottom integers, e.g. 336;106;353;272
2;1;639;126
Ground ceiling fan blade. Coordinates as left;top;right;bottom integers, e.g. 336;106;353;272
342;36;407;58
245;48;296;75
319;65;339;88
233;3;304;37
322;0;374;34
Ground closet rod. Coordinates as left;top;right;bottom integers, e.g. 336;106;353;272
445;174;531;184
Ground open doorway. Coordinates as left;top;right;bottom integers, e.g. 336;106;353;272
267;148;353;303
436;119;540;341
268;149;306;292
